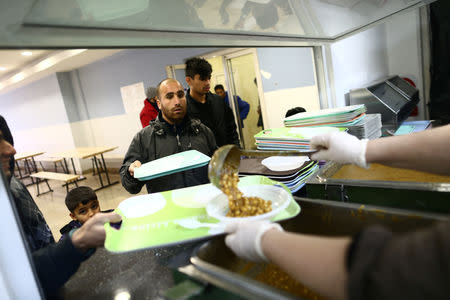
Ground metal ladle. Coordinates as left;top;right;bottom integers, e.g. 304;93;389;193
208;144;317;188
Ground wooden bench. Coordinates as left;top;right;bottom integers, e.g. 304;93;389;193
30;172;80;196
35;156;68;173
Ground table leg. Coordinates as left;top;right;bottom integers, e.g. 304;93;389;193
61;158;85;187
92;154;118;191
63;158;70;174
100;154;112;185
15;160;23;179
71;158;77;175
93;156;105;187
24;158;35;186
31;157;38;173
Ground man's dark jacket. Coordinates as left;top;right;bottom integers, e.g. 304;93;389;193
120;113;217;194
186;91;239;147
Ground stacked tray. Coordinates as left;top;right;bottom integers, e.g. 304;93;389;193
346;113;382;140
284;104;366;127
239;157;319;193
134;150;210;181
254;126;344;151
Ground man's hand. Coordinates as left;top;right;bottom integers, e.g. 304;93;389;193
310;132;369;168
225;221;283;262
71;212;122;251
128;160;142;176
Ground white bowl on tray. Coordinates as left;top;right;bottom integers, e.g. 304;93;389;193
206;185;293;223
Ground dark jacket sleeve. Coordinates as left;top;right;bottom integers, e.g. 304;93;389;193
120;131;147;194
202;124;218;156
223;101;240;146
347;222;450;300
32;236;93;297
237;96;250;120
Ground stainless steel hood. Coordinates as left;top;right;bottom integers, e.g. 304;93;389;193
0;0;437;48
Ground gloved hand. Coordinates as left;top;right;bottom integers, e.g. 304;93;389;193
225;221;283;262
310;131;369;168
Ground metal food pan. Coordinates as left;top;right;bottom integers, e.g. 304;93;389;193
306;162;450;213
181;197;448;299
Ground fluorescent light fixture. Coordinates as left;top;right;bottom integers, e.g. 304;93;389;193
0;49;87;92
0;67;6;71
11;73;25;83
21;51;33;56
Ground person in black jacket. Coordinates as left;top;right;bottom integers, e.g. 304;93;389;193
120;78;217;194
185;57;240;147
0;116;121;298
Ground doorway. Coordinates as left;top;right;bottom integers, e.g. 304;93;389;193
224;51;261;150
206;50;262;149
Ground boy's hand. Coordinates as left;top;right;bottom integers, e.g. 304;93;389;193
71;212;122;251
128;160;142;176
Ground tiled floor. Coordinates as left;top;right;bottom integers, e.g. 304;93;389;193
22;172;146;241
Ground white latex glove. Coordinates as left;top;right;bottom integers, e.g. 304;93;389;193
225;221;283;262
310;131;369;168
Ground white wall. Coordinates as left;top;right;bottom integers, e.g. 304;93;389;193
256;48;320;129
1;74;77;156
330;24;389;107
262;86;320;128
385;9;423;120
329;9;424;122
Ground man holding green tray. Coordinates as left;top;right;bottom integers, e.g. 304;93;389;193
120;78;217;194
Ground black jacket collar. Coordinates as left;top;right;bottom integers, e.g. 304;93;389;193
153;111;201;136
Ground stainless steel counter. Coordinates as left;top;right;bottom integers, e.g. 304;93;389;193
60;242;206;300
59;196;448;299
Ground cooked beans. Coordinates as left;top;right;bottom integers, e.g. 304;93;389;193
219;163;272;217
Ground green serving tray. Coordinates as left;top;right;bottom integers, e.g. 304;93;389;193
105;176;301;253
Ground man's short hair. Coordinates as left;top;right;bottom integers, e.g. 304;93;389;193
214;84;225;91
285;107;306;118
156;78;179;99
185;57;212;80
65;186;97;212
146;86;157;99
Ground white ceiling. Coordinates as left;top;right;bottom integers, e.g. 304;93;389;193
0;49;123;95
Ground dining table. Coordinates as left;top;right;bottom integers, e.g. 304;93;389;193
52;146;119;191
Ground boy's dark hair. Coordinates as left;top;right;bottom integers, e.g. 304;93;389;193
65;186;97;212
185;57;212;80
285;107;306;118
214;84;225;91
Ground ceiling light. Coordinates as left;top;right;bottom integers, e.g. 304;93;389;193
12;73;25;83
21;51;33;56
0;67;6;71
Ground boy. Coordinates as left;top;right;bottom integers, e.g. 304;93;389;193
59;186;112;240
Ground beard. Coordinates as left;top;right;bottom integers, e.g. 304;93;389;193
160;104;186;124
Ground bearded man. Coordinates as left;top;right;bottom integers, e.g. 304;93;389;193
120;78;217;194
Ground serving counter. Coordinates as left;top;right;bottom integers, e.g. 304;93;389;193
306;162;450;214
60;196;448;300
